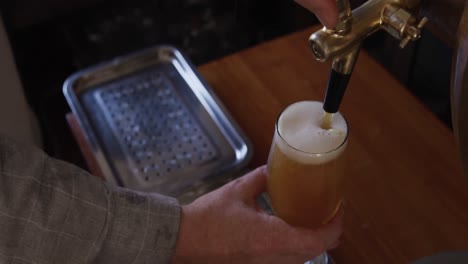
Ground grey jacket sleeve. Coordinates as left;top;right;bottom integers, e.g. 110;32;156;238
0;136;181;263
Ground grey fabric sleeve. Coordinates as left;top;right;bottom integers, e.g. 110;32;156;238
0;136;181;263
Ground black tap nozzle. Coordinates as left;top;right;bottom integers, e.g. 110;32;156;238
323;69;351;114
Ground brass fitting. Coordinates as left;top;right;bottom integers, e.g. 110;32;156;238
309;0;427;74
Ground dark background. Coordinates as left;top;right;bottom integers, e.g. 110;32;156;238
0;0;453;170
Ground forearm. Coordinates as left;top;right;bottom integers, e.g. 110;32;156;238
0;136;180;263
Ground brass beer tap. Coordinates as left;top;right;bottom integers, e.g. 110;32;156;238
310;0;428;115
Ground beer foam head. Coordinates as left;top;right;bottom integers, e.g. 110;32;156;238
276;101;348;164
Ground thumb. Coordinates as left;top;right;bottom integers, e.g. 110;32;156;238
303;206;344;252
294;0;339;28
233;165;268;198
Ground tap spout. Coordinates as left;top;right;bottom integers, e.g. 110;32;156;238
312;0;425;114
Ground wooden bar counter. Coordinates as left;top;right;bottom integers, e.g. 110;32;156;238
66;25;468;263
197;27;468;263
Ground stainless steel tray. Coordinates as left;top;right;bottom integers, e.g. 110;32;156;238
63;46;252;199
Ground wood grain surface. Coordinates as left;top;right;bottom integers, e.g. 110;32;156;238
66;24;468;263
198;26;468;263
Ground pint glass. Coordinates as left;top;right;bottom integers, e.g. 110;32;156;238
267;101;348;264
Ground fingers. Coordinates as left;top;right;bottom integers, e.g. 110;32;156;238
265;207;343;258
228;166;344;256
329;239;341;249
294;0;339;28
283;207;343;256
310;207;344;250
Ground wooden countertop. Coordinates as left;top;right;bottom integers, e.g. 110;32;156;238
197;26;468;263
67;25;468;263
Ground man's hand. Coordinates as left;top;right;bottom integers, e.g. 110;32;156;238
170;166;343;264
295;0;339;28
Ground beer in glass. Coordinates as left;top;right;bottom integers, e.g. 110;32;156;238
267;101;348;261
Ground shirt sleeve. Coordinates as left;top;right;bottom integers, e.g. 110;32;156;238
0;136;181;263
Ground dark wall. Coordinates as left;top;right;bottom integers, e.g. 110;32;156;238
2;0;318;167
1;0;456;169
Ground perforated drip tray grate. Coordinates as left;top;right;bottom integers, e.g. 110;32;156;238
95;70;219;182
64;46;252;199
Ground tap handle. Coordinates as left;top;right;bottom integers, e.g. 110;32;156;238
323;69;351;113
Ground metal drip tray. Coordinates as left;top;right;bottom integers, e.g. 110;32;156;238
63;46;252;199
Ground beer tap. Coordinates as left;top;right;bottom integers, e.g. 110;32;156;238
309;0;428;116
